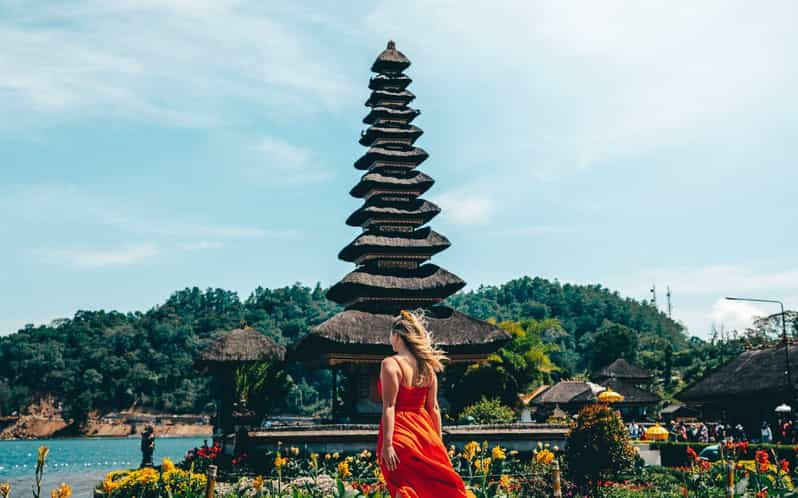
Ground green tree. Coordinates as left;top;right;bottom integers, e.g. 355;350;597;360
581;320;639;372
566;403;637;486
445;318;559;413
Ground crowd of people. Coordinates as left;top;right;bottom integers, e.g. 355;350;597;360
627;419;798;444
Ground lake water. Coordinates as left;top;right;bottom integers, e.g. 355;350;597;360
0;437;206;497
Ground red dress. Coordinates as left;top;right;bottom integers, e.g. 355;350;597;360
377;357;467;498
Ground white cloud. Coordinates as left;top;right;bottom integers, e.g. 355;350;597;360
44;243;159;268
609;265;798;297
364;0;797;178
603;264;798;336
181;240;225;250
0;1;357;129
0;185;287;240
245;136;331;184
431;189;495;225
257;137;311;169
708;298;766;333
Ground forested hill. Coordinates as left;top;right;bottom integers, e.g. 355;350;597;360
0;277;687;420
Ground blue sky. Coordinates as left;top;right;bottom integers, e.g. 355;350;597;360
2;1;796;337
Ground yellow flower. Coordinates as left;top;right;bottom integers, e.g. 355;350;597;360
345;456;354;463
337;461;351;479
274;453;289;469
290;446;300;456
491;446;506;461
310;453;319;469
332;452;340;459
252;476;264;491
359;449;372;459
161;458;176;473
499;475;512;490
448;445;456;458
508;450;519;457
374;467;385;485
534;449;555;465
0;483;10;498
324;453;331;460
466;489;477;498
464;441;480;461
101;477;118;494
474;457;492;473
37;446;49;465
57;483;71;498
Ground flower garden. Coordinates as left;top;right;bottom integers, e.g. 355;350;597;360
5;407;798;497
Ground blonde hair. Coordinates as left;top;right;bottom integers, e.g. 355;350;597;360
392;309;448;386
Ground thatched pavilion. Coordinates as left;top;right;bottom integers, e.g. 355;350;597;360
195;326;285;436
677;344;798;434
591;359;660;420
289;41;511;421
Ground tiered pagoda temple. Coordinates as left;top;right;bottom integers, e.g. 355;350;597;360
290;41;511;421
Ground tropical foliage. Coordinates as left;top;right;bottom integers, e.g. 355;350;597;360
4;276;789;423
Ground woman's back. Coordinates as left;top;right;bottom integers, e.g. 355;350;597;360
386;356;429;412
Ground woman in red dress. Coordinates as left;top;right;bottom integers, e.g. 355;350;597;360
377;310;467;498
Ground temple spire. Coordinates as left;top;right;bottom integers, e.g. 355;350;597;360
327;41;464;312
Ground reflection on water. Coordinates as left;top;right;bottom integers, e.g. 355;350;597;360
0;437;206;498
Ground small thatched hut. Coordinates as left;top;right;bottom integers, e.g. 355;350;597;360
591;359;660;420
530;381;607;418
195;327;285;436
677;344;798;433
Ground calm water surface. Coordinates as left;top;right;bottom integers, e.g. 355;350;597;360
0;437;205;497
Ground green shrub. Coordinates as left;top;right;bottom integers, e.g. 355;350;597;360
458;397;516;425
565;404;637;485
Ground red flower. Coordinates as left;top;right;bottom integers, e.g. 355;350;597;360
755;450;771;472
737;441;749;455
781;459;790;473
756;490;768;498
699;459;711;472
686;447;699;462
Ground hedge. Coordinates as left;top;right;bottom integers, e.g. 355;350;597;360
649;441;798;467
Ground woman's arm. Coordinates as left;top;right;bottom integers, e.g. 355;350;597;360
380;358;401;471
425;373;442;440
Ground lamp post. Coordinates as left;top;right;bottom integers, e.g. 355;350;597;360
725;297;792;403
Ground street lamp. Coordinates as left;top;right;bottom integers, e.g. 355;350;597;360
725;296;792;404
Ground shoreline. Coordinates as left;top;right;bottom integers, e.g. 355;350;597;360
1;415;212;441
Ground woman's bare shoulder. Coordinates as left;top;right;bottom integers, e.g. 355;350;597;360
381;356;400;372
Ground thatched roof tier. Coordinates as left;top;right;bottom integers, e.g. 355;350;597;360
350;170;434;199
326;264;465;308
371;40;411;74
593;359;654;382
363;106;420;125
369;73;412;91
359;124;423;147
194;327;285;372
354;145;428;170
677;345;798;402
288;306;512;365
338;227;450;263
365;89;416;108
346;198;440;227
601;379;660;405
532;381;607;405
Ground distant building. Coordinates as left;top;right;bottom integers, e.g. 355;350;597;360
660;403;701;422
591;359;661;420
530;381;607;419
518;385;550;422
677;344;798;434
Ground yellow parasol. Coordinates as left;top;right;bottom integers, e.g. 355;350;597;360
644;423;669;441
597;388;625;403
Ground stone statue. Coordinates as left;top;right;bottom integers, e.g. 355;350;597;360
140;424;155;468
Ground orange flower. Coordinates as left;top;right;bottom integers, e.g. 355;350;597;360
755;450;770;473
